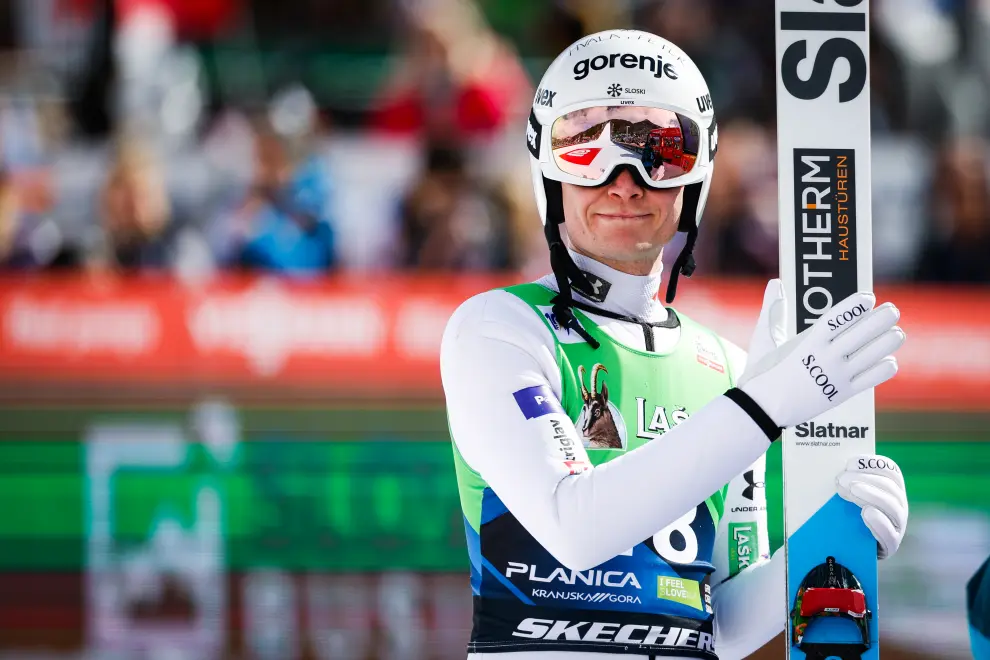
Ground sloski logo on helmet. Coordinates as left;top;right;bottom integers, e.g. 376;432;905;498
606;83;645;98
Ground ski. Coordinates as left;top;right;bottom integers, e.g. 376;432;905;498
774;2;879;659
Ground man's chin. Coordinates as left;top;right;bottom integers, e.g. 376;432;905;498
599;234;665;256
595;243;664;267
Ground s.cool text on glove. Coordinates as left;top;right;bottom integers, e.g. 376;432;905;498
802;354;838;401
827;302;868;331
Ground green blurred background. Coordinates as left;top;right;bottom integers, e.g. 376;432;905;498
1;403;987;658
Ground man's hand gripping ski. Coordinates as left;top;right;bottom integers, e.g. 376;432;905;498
740;279;908;559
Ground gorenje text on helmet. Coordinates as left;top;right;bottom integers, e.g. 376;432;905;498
573;53;679;81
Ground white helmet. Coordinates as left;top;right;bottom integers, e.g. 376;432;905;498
526;29;718;317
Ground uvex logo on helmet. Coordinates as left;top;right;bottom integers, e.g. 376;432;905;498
827;303;868;331
534;87;557;108
573;53;679;81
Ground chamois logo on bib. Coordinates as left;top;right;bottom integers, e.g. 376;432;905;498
576;364;627;449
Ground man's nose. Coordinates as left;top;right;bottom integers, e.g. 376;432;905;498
607;169;645;200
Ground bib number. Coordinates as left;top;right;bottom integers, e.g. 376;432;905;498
653;507;699;565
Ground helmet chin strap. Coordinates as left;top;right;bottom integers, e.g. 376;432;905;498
543;178;601;349
664;180;702;303
664;224;698;303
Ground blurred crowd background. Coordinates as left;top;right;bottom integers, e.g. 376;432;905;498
0;0;988;659
1;0;990;282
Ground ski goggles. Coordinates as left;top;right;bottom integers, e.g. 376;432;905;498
543;104;712;189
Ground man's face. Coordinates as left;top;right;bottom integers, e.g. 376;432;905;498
561;169;683;274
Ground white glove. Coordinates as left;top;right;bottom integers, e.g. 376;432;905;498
737;280;906;429
836;455;908;559
740;278;788;370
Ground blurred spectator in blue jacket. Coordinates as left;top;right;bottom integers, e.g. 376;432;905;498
212;117;337;275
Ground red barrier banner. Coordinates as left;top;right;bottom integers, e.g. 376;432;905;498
0;274;987;410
